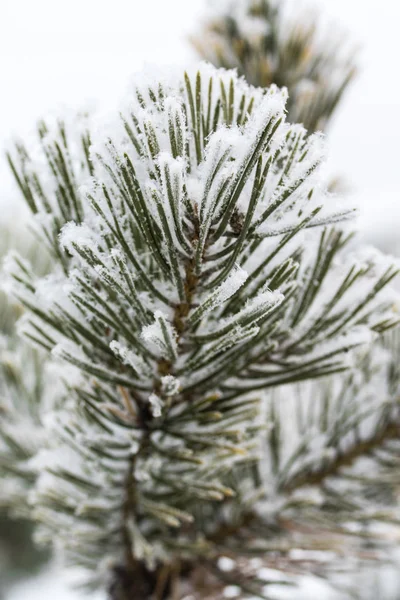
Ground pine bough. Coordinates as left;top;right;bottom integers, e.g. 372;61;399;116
192;0;357;132
2;64;400;599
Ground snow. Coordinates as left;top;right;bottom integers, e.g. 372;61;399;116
217;266;249;302
188;265;248;325
141;310;178;359
267;574;342;600
218;556;236;572
110;339;149;376
148;393;164;418
161;374;181;396
7;564;105;600
2;1;400;598
60;223;99;254
223;585;241;598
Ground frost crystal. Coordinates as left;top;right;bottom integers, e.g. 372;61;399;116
2;61;399;598
148;393;164;418
161;375;181;396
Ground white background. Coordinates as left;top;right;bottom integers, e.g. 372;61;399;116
1;0;400;597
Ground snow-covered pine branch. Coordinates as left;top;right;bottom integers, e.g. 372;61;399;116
0;217;56;590
6;112;93;269
2;64;399;599
0;216;54;517
192;0;357;132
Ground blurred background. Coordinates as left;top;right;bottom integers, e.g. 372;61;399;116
1;0;399;597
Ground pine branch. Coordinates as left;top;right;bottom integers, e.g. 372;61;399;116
283;419;400;493
2;64;399;599
192;0;357;132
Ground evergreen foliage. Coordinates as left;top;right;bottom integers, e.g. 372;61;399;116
1;62;400;600
191;2;400;596
192;0;357;132
0;220;52;594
